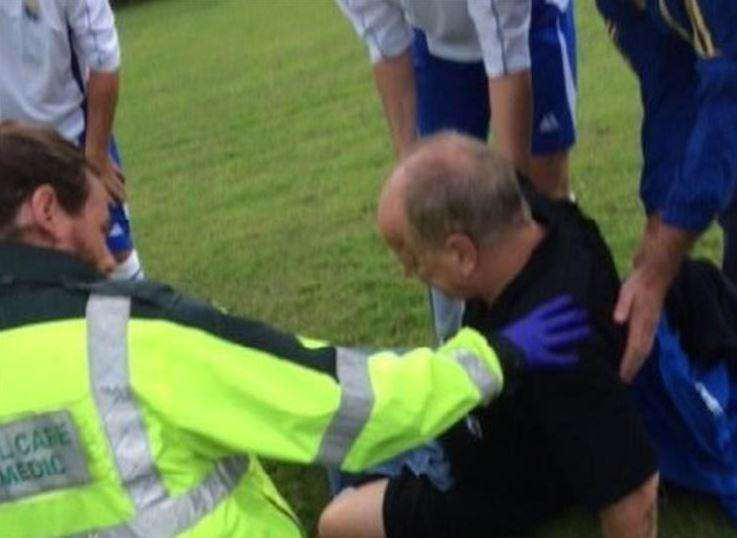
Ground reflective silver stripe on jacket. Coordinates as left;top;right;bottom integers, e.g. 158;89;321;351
315;346;502;468
87;294;166;509
82;294;248;537
451;350;502;405
315;347;374;467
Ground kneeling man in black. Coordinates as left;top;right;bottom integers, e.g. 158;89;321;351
319;132;659;538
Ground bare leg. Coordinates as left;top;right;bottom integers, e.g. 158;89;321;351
529;150;571;200
318;479;389;538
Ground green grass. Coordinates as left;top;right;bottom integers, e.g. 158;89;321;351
113;0;734;535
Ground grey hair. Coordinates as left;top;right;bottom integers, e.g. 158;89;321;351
402;132;531;248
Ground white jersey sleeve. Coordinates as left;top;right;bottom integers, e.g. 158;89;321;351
335;0;413;63
65;0;120;72
467;0;531;78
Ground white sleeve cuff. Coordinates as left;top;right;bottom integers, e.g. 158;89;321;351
468;0;531;78
66;0;121;72
335;0;413;62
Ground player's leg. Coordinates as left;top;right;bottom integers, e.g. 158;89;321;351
411;29;490;140
78;131;144;280
529;0;578;200
411;29;489;342
318;479;388;538
106;138;144;280
319;473;532;538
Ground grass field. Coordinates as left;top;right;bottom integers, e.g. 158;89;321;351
114;0;734;535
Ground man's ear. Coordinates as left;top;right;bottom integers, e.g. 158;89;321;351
28;185;64;240
446;233;478;277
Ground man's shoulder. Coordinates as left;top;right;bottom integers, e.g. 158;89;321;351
88;278;226;330
98;279;318;361
531;196;622;308
464;196;625;369
465;198;618;321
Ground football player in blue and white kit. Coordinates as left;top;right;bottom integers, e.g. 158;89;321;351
336;0;579;344
596;0;737;381
0;0;142;280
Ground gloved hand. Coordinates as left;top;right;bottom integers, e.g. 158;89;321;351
498;295;591;371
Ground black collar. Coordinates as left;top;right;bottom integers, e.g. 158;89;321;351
0;242;103;286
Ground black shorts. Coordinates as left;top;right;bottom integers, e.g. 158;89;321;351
383;472;569;538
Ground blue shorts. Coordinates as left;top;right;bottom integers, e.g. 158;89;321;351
596;0;737;230
411;0;577;154
78;133;134;254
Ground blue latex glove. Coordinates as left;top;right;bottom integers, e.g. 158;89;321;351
500;295;591;371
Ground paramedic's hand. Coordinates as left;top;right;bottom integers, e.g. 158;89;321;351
500;295;590;371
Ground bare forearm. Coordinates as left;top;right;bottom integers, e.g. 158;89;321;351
84;70;119;161
488;70;532;176
372;50;417;159
637;219;698;288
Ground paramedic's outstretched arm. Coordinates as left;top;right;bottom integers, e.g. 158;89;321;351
133;290;506;473
136;292;586;473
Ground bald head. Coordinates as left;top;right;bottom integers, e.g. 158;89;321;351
379;132;530;250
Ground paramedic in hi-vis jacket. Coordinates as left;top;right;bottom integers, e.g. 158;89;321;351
0;121;589;537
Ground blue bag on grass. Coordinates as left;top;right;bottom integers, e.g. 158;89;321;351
633;316;737;521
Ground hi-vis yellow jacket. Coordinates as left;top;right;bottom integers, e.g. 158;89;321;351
0;244;505;537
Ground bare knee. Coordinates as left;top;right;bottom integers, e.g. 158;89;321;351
600;473;660;537
318;480;388;538
627;472;660;517
318;497;348;538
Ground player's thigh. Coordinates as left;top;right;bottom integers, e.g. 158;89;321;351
381;473;523;538
106;137;135;255
529;0;577;156
411;29;489;139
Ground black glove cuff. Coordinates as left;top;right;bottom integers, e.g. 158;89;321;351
488;333;526;385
